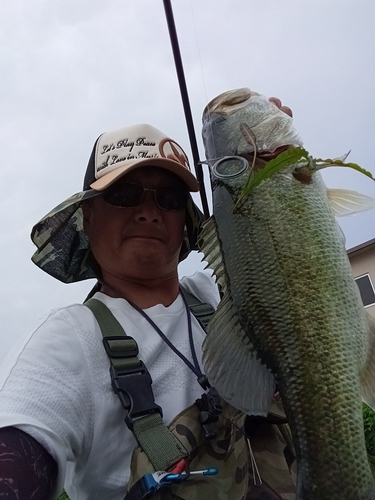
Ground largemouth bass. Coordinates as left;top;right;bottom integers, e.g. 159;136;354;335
199;87;375;499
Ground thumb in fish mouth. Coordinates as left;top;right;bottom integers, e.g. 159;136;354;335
268;96;293;117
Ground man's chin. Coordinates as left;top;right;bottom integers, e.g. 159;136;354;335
128;251;167;271
135;255;161;267
119;241;181;276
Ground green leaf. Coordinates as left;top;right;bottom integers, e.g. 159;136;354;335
236;147;310;208
236;147;374;209
314;156;375;180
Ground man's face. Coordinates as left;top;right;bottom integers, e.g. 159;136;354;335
82;167;187;282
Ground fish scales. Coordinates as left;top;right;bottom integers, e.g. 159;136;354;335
199;88;375;499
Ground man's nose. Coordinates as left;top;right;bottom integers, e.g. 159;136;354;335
134;190;161;222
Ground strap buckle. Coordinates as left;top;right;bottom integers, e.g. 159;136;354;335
103;335;162;429
196;387;223;440
110;363;163;430
103;335;139;358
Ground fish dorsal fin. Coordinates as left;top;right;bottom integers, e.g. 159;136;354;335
327;189;375;217
199;216;275;416
360;312;375;410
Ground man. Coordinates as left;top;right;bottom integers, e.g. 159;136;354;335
0;100;294;500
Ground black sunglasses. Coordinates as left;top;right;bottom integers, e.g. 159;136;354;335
102;182;189;211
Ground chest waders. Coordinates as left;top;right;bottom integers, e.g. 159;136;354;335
85;292;297;500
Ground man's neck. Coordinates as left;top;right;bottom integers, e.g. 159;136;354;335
99;271;180;309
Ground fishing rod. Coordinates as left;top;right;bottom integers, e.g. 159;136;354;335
162;0;210;220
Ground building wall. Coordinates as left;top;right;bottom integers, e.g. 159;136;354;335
349;246;375;319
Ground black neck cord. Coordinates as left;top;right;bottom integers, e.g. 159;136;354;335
126;289;209;389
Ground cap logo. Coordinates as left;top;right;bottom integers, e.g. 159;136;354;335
159;138;190;170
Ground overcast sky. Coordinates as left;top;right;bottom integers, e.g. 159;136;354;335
0;0;374;362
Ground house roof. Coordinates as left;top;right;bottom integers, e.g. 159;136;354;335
347;238;375;256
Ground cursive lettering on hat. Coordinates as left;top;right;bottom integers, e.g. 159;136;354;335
84;124;199;192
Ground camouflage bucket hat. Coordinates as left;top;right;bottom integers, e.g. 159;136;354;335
30;124;204;284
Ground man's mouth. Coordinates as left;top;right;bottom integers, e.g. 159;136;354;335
128;234;163;242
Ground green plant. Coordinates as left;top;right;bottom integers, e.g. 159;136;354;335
363;402;375;471
57;492;70;500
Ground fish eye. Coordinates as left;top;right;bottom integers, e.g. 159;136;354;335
212;156;248;179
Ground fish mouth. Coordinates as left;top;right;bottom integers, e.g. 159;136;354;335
257;145;291;161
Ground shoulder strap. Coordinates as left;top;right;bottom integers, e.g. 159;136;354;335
182;290;215;331
86;282;216;333
84;298;188;471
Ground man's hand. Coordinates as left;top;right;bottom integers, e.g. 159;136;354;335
269;97;293;117
251;97;294;162
0;426;58;499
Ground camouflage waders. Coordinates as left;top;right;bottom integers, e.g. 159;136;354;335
128;399;296;499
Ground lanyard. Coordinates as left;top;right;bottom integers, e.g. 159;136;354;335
126;288;209;389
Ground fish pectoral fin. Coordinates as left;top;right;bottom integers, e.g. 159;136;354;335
198;216;228;294
198;213;275;415
360;312;375;410
326;189;375;217
202;293;275;416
